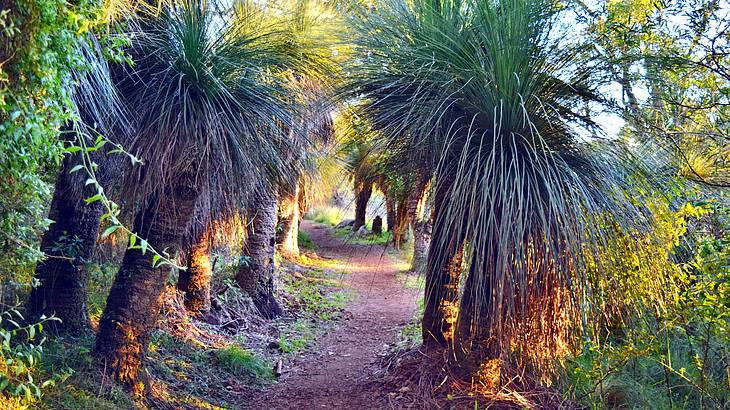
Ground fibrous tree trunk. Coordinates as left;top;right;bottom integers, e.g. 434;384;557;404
236;188;283;319
407;174;431;273
277;185;300;259
392;199;410;250
421;174;463;348
95;171;199;391
386;196;396;232
352;178;372;231
451;259;497;379
178;227;212;315
28;152;105;334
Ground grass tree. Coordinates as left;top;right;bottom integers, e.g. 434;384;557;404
95;0;304;389
349;0;653;378
337;108;379;231
274;0;341;259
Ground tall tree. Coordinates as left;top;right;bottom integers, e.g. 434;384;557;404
95;0;302;389
349;0;654;376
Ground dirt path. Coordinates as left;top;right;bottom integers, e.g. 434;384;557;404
255;220;419;409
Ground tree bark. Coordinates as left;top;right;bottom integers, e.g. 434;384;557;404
451;259;497;379
277;185;300;259
386;196;396;232
95;171;199;391
421;174;463;348
178;227;212;314
236;188;283;319
407;175;431;273
28;152;104;334
352;178;372;231
392;199;410;250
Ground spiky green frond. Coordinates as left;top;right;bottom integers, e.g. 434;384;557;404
117;0;309;213
348;0;658;370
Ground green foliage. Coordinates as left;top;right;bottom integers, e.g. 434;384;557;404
216;346;273;380
0;308;65;407
334;226;392;246
306;205;346;226
562;200;729;408
86;262;117;320
37;334;133;410
297;229;315;251
0;0;102;295
278;319;318;354
284;276;349;321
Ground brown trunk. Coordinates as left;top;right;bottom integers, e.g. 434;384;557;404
28;152;104;334
392;200;410;250
95;171;199;391
451;258;498;379
352;178;372;231
408;175;431;273
236;188;283;319
178;228;212;314
277;185;300;258
422;175;463;348
386;197;396;232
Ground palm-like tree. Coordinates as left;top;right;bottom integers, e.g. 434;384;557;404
349;0;652;376
95;0;309;388
337;108;380;231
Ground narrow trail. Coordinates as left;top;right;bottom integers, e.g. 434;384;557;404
256;220;419;409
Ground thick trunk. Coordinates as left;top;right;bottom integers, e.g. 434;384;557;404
392;199;410;250
178;228;212;314
421;175;463;348
352;178;372;231
277;185;300;258
95;172;199;390
385;197;396;232
28;153;104;334
236;189;283;319
451;259;497;379
408;175;431;273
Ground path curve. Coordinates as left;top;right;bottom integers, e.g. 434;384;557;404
255;220;418;409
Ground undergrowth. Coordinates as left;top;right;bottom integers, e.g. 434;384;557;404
305;206;347;227
298;229;315;251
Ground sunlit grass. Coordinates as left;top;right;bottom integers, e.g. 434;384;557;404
216;346;273;380
305;206;349;227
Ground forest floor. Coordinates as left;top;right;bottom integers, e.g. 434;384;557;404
254;220;420;409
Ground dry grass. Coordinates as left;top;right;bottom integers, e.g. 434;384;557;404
374;347;576;409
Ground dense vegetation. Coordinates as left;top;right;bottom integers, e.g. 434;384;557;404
0;0;727;408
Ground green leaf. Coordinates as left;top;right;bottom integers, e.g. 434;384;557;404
101;225;120;239
84;194;103;204
69;164;84;173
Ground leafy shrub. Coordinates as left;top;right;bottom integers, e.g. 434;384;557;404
0;308;66;407
561;200;729;409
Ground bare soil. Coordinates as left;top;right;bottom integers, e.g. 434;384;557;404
253;220;419;409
